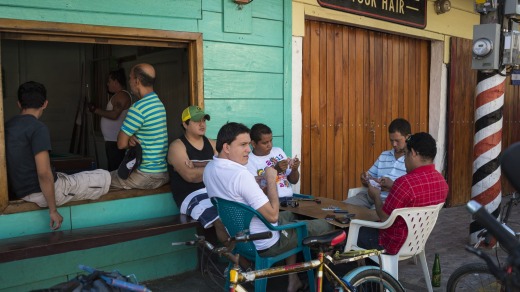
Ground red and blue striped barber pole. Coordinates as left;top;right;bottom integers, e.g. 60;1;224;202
470;72;504;245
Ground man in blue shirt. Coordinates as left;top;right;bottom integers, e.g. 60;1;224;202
345;118;411;208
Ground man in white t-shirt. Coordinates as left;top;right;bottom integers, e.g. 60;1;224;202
247;123;300;199
203;122;333;292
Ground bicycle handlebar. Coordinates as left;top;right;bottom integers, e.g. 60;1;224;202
467;201;520;254
229;231;273;243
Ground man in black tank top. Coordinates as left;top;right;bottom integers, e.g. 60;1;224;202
167;106;228;243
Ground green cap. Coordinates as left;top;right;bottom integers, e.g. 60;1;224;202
181;106;210;122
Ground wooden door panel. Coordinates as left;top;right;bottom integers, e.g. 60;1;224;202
302;20;430;199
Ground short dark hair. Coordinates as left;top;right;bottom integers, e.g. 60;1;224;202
250;123;272;143
216;122;250;153
133;65;155;87
108;68;127;89
406;132;437;160
389;118;411;136
17;81;47;109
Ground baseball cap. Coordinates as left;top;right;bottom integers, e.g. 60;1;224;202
117;144;142;180
181;106;211;122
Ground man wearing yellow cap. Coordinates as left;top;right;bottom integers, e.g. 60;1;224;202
167;106;228;243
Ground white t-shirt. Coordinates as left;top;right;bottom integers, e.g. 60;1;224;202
203;156;279;250
100;90;131;142
246;147;293;198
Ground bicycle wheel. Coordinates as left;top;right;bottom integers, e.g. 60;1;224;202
198;245;227;290
341;267;405;292
447;263;503;292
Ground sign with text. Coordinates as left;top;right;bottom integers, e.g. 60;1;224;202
318;0;427;29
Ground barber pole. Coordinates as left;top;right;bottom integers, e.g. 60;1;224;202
469;72;504;245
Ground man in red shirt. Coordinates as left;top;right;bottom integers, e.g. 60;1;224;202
357;132;449;254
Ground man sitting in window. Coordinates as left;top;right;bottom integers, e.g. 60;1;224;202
5;81;111;230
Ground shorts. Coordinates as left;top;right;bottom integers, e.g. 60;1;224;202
258;211;334;257
180;188;219;229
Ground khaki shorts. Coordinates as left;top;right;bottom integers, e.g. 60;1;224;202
110;169;169;190
344;191;375;209
23;169;111;207
259;211;334;257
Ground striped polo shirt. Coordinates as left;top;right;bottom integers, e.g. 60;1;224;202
121;92;168;173
367;149;407;200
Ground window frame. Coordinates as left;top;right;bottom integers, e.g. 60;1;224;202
0;19;204;213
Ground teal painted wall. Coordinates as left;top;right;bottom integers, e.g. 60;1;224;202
0;0;292;150
0;0;291;287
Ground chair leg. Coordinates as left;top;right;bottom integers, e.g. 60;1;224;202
418;251;433;292
254;278;268;292
303;247;316;292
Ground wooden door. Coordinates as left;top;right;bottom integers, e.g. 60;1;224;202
301;20;430;200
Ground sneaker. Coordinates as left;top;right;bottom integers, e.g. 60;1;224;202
117;144;142;180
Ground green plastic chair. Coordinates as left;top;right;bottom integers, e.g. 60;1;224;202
211;197;315;292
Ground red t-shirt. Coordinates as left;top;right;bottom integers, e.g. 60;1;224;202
379;164;448;254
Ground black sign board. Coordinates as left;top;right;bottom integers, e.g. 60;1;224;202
318;0;427;29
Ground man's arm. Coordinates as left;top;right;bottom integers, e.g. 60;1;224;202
34;151;63;230
256;167;280;223
287;157;300;184
93;92;130;120
367;184;389;222
117;131;140;149
167;139;205;183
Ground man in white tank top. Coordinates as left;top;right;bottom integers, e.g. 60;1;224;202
88;69;132;171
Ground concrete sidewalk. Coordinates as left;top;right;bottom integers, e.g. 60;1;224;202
143;201;520;291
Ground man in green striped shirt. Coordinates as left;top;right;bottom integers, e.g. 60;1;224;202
110;63;169;189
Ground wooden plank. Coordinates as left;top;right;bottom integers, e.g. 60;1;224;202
204;99;285;136
204;70;283;100
447;37;477;206
326;23;335;199
301;20;312;194
0;214;198;263
203;41;283;73
223;0;252;34
0;37;7;213
333;24;344;200
318;21;328;197
0;0;202;19
252;0;284;21
199;11;283;47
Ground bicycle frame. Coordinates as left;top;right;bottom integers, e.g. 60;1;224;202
228;249;385;292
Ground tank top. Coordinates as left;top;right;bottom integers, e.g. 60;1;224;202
100;90;132;142
170;135;214;206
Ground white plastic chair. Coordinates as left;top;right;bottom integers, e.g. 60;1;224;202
347;186;368;198
344;202;444;292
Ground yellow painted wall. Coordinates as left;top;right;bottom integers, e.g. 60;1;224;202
293;0;479;63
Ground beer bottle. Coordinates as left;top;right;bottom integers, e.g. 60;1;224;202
431;253;441;287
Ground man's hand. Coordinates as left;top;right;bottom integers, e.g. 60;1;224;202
289;156;300;170
49;209;63;230
380;177;394;191
264;166;278;182
367;184;381;201
129;136;141;147
274;160;289;173
360;172;370;187
87;102;97;113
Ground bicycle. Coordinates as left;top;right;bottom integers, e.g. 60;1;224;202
446;192;520;291
33;265;151;292
173;229;404;292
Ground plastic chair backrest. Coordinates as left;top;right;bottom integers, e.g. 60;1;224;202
394;202;444;258
211;197;268;260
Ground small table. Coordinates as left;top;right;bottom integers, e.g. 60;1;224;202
279;197;379;228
